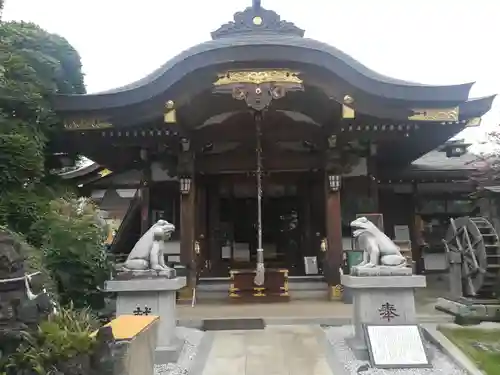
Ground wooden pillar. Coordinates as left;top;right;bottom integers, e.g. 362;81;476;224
301;175;312;256
140;152;152;235
411;183;424;273
367;153;379;211
180;176;196;289
324;172;343;288
178;148;196;293
196;178;207;275
208;179;221;275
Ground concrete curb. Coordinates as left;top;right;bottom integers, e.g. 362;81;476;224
318;326;351;375
189;331;215;375
421;324;485;375
178;314;453;329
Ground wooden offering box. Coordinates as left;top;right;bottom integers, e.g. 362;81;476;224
229;268;289;302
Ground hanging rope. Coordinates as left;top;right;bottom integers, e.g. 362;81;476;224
254;111;265;286
0;271;45;301
0;271;41;284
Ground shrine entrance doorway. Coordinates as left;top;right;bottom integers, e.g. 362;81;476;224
219;195;301;273
204;172;319;278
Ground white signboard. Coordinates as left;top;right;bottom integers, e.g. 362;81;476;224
221;245;232;260
364;324;430;368
304;256;319;275
233;243;250;262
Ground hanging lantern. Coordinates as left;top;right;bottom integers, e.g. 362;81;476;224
328;175;341;192
179;177;191;194
320;238;328;252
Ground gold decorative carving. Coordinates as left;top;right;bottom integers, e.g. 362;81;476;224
343;95;354;105
98;169;113;178
64;119;113;131
408;107;459;122
213;70;304;111
331;284;344;299
342;104;355;119
214;70;302;86
252;16;263;25
465;117;481;127
164;100;176;123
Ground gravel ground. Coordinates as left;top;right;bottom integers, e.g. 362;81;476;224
324;326;467;375
154;327;205;375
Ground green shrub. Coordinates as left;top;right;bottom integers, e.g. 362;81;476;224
4;303;100;375
40;197;111;310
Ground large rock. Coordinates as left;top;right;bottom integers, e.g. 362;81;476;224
0;229;53;361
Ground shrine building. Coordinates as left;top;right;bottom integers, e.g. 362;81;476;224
53;3;495;301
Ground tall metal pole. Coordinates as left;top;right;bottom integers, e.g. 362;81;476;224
254;111;265;286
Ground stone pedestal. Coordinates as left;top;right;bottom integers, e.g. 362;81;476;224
341;273;426;360
104;276;186;364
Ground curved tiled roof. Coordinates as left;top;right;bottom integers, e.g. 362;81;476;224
59;161;100;179
411;150;478;171
97;36;461;96
53;6;483;113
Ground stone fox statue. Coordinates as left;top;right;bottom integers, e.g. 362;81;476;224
123;220;175;271
350;216;406;268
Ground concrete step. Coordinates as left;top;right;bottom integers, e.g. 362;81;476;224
196;276;329;301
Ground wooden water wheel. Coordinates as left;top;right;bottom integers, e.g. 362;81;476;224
443;217;500;297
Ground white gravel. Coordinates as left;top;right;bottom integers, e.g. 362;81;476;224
154;327;205;375
324;326;467;375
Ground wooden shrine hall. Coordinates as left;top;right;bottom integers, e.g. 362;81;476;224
52;2;495;302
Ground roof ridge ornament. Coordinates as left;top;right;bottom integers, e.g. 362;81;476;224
211;4;305;40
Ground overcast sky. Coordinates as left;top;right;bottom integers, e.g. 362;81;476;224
4;0;500;147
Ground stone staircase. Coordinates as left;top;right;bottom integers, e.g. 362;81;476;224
195;275;328;302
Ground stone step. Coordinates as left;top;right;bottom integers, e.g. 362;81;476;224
196;276;328;300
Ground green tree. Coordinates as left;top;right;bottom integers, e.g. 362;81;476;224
0;21;85;244
0;21;111;308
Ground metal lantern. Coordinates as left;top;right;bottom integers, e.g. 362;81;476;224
320;238;328;252
179;177;191;194
328;175;341;192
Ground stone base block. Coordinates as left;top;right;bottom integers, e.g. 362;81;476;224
351;266;413;277
116;268;177;279
341;274;426;360
155;338;184;365
104;276;186;363
341;274;426;289
105;276;186;292
435;297;500;324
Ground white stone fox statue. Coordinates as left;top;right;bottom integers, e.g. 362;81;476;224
350;216;406;268
122;220;175;272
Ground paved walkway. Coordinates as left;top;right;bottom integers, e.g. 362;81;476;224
201;326;333;375
178;296;450;323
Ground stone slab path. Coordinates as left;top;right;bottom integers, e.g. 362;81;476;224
201;325;333;375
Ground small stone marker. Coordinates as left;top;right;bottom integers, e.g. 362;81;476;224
364;324;431;368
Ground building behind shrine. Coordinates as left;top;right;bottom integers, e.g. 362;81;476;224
53;3;495;301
